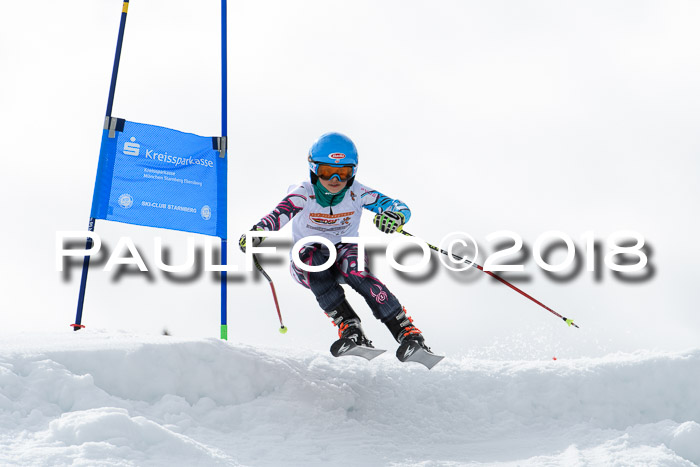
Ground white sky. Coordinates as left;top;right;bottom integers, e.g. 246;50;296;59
1;0;699;359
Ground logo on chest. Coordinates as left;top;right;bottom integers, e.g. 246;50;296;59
309;211;355;225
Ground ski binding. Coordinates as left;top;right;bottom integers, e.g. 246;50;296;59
396;341;444;370
330;338;386;361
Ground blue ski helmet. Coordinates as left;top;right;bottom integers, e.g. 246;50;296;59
308;132;358;186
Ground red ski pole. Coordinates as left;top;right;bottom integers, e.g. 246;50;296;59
252;254;288;333
398;229;579;328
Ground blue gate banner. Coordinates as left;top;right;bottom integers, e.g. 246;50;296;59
90;119;227;238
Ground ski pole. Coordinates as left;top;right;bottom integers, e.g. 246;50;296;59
252;253;288;334
397;228;579;329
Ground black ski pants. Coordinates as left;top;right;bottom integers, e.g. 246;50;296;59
290;242;402;322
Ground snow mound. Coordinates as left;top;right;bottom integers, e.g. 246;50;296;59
669;422;700;465
1;331;699;466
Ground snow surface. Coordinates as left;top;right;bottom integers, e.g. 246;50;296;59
1;331;699;466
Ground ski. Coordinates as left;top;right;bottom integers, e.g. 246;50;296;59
330;338;386;361
396;340;444;370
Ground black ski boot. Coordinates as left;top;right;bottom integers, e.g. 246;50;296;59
385;307;444;369
327;300;385;360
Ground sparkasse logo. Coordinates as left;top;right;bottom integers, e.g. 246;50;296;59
121;136;215;169
123;137;140;156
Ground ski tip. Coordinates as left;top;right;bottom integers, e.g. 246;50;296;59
423;354;445;370
358;348;387;361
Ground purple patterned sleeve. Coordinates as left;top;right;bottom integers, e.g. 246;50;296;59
254;192;307;232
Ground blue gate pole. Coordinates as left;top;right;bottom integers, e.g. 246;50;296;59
73;0;131;331
221;240;228;340
220;0;229;340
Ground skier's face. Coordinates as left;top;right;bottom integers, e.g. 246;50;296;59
319;176;347;194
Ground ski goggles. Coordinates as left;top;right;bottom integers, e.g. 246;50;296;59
311;163;356;182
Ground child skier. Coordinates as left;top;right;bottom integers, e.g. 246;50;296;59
239;132;442;368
